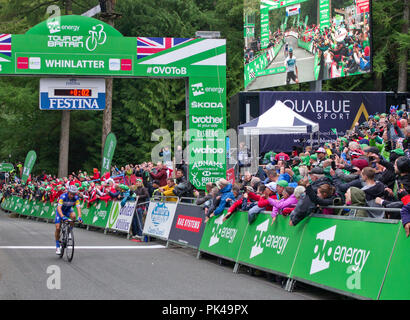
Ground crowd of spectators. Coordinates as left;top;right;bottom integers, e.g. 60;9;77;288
299;11;371;79
2;109;410;237
193;110;410;236
1;158;192;241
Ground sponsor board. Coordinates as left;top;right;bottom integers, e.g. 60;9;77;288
198;210;248;262
143;201;178;240
168;203;206;248
290;216;399;299
237;213;307;275
106;200;138;233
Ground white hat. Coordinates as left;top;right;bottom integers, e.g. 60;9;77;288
266;182;277;192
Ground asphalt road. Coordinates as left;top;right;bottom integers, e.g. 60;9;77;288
0;210;344;300
247;36;315;90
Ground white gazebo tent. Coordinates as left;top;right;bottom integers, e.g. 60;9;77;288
238;100;320;146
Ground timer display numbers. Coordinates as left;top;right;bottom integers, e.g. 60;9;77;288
54;89;92;97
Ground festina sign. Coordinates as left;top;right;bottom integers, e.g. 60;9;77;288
39;78;106;110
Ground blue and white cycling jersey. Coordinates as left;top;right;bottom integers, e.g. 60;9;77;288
55;193;80;224
285;56;297;72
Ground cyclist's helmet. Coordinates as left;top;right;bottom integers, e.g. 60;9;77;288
68;185;78;194
289;47;293;53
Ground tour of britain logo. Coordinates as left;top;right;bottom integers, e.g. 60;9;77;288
151;202;170;227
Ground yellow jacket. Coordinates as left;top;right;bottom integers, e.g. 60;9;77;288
161;185;178;202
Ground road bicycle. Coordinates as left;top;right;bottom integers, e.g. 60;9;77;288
58;219;78;262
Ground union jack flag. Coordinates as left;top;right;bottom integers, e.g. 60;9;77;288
0;34;11;62
137;37;192;60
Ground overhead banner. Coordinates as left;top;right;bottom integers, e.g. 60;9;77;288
101;132;117;177
168;203;206;248
257;91;386;152
143;201;178;240
21;150;37;183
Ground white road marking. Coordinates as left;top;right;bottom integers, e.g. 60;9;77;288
0;245;166;250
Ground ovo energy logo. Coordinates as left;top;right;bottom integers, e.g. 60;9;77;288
250;219;289;259
310;225;371;275
209;214;237;247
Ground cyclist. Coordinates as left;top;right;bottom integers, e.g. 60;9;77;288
284;47;299;85
55;185;83;255
284;42;289;58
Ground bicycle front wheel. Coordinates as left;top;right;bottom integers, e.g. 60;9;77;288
65;227;75;262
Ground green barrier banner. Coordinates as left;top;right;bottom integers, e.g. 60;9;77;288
237;213;308;276
199;210;248;262
30;200;43;217
49;203;58;220
38;202;52;219
20;199;32;216
290;216;400;299
80;200;96;226
256;66;286;77
378;226;410;300
92;201;112;228
15;197;24;214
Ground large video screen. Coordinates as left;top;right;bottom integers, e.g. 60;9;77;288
244;0;371;90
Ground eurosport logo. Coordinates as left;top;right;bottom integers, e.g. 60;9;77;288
146;66;187;75
209;214;237;247
191;101;224;109
191;116;223;124
250;219;289;259
310;225;371;275
191;82;225;97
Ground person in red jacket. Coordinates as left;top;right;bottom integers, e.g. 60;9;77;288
150;162;168;187
92;168;100;181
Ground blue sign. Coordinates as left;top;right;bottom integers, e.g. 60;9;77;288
257;91;387;152
39;78;106;110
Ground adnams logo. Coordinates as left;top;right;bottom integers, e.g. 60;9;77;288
310;225;371;275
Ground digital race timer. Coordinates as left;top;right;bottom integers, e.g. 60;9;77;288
54;89;92;97
40;78;106;110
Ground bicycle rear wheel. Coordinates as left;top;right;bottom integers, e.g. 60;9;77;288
65;226;75;262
